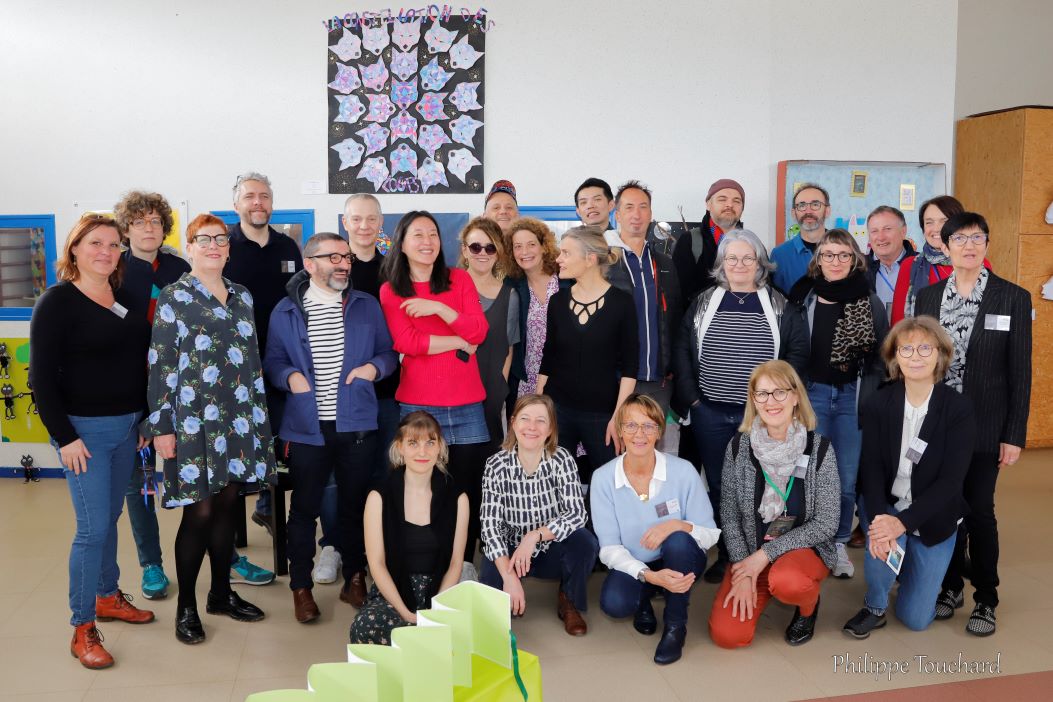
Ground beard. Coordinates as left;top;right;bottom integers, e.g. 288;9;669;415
327;273;350;291
712;211;740;230
247;210;271;227
798;216;822;232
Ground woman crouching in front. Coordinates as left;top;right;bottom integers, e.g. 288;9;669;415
349;411;469;644
709;360;839;649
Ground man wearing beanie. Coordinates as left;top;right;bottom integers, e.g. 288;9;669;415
671;178;745;301
483;179;519;234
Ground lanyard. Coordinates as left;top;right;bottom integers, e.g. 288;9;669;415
761;470;794;505
876;267;895;293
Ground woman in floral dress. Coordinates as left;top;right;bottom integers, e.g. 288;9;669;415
144;214;276;645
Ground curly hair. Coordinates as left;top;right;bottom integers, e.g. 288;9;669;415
113;191;175;236
456;216;507;278
503;217;559;278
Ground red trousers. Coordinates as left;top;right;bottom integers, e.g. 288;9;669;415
709;548;829;649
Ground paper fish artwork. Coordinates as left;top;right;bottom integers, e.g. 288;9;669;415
327;16;486;194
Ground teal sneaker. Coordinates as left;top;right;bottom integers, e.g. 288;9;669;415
230;556;275;586
141;564;170;600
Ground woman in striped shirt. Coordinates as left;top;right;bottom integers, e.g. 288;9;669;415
479;394;598;635
672;229;808;585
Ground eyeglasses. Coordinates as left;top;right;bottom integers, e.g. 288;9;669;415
725;255;757;267
794;200;827;212
621;421;660;436
192;234;230;247
307;253;355;264
948;233;987;247
466;242;498;255
819;252;854;263
897;344;934;358
752;388;791;403
130;217;163;230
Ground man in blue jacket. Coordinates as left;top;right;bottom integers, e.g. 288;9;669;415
264;233;397;623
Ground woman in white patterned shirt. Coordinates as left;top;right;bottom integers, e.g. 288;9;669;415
479;394;598;636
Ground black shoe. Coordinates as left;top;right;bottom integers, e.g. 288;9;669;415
175;605;206;645
633;599;657;636
206;590;265;622
785;597;819;646
934;588;964;620
703;558;727;585
653;623;687;665
966;603;996;637
842;607;886;639
251;511;274;538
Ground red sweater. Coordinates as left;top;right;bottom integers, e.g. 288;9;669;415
380;268;489;406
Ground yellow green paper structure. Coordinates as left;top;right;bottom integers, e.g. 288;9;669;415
245;581;542;702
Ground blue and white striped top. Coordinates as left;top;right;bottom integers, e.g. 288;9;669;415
698;292;775;404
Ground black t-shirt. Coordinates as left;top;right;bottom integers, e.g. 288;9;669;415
118;249;190;323
403;521;439;574
808;300;856;385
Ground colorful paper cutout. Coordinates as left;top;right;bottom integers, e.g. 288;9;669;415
420;57;455;91
415;92;448;122
329;30;362;61
391;49;418;82
362;23;390;56
328;62;362;94
390;143;419;176
418;157;449;192
331;138;365;170
424;21;457;53
334;95;367;124
357;123;391;155
361;58;390;91
389;111;418;143
358;156;390;191
391;79;418;110
449;82;482;111
447;148;481;182
449;35;484;70
418;124;452;158
449;114;483;147
366;93;397;122
391;19;421;52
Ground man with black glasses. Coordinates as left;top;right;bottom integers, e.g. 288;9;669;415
771;183;831;295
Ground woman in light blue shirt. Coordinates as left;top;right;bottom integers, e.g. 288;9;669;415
590;393;720;665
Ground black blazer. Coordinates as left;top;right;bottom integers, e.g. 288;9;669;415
915;272;1032;454
859;381;975;546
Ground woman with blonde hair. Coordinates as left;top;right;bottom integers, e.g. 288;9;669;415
479;394;598;635
350;411;469;645
709;360;839;649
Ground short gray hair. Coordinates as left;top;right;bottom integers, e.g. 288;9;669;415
343;193;382;213
710;229;775;289
303;232;347;258
233;172;272;201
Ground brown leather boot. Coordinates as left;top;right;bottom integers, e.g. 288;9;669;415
557;590;587;636
96;589;155;624
339;571;367;608
293;588;320;623
849;525;866;549
70;622;114;669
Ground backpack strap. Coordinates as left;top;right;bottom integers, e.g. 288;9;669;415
731;432;742;462
690;227;704;263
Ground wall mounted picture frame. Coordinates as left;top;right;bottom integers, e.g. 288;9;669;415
900;183;916;210
850;171;868;197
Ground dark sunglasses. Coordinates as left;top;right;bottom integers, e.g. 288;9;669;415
466;242;498;255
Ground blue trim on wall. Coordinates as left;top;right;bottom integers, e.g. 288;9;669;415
0;214;58;321
518;205;579;222
210;210;316;246
2;466;64;479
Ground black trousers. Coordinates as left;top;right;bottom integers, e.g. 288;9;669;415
942;452;1000;607
287;422;377;591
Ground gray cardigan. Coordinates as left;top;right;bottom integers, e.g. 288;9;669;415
719;431;840;570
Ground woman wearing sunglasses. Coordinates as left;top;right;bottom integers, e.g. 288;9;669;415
457;217;520;450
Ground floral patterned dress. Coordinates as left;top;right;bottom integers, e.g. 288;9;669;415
517;273;560;397
144;273;276;507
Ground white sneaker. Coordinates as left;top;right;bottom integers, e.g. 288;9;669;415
833;542;855;579
312;546;341;584
459;562;478;583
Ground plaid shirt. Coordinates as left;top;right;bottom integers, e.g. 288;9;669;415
480;446;587;561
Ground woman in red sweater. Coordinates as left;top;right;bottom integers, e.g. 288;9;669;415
379;211;490;575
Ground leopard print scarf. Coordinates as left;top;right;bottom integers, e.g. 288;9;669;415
830;296;877;371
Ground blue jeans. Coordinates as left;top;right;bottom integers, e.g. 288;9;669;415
807;381;862;542
689;399;745;562
864;512;957;631
62;413;140;625
124;445;163;568
480;528;599;611
600;531;706;626
399;401;489;445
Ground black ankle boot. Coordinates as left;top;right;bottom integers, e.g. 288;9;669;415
653;622;687;665
175;605;206;644
633;598;657;635
206;590;265;622
785;597;819;646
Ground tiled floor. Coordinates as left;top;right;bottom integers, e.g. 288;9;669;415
1;448;1050;701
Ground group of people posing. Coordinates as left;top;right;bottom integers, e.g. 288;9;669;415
32;172;1031;670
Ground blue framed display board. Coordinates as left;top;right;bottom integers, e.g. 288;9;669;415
0;214;58;321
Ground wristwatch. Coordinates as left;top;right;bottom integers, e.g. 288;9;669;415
637;568;650;583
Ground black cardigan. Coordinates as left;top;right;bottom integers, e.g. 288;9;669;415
914;272;1032;454
859;381;976;546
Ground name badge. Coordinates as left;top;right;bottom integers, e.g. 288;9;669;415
655;498;680;518
984;314;1011;331
905;436;928;464
764;515;796;541
886;541;905;575
110;302;128;319
282;260;297;273
793;454;810;479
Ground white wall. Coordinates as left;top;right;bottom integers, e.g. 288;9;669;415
955;0;1053;119
0;0;960;467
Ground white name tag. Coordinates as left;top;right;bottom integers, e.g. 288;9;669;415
655;498;680;518
793;454;810;479
282;260;297;273
984;314;1011;331
110;302;128;319
905;436;928;464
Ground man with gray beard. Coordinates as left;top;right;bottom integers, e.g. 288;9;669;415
771;183;831;295
671;178;746;301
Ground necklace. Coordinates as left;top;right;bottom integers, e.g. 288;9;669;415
728;290;751;305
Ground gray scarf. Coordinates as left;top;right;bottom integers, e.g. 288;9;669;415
749;418;807;523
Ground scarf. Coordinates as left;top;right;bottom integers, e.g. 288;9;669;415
904;244;952;317
750;418;808;523
789;269;876;372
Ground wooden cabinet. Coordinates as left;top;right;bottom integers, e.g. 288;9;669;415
955;106;1053;447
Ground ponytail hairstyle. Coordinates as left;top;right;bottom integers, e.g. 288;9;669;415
561;225;618;279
